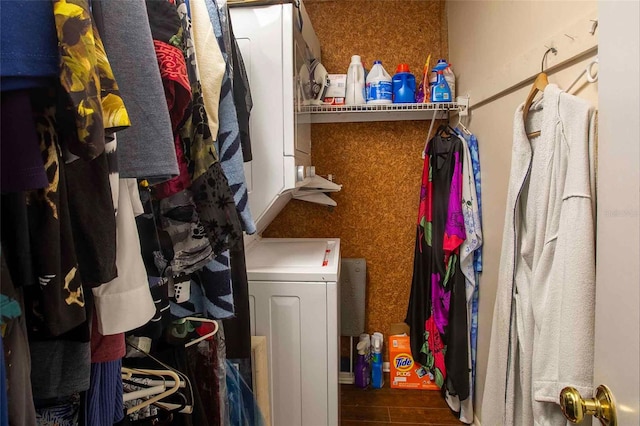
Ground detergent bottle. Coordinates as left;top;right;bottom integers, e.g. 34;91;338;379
443;64;456;100
392;63;416;104
345;55;366;105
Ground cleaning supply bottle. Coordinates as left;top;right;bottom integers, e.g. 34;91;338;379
443;64;456;100
354;341;370;388
429;59;449;100
345;55;366;105
371;333;384;389
431;70;451;102
366;61;392;104
392;63;416;104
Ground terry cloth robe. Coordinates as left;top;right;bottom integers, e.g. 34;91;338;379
481;84;596;426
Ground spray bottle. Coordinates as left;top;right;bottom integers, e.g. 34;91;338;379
354;341;370;388
371;332;384;389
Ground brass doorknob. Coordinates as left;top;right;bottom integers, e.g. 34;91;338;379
560;385;617;425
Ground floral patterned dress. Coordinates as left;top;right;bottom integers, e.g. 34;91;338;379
406;127;469;401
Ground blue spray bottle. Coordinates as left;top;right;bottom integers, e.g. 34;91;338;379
371;333;384;389
431;70;451;102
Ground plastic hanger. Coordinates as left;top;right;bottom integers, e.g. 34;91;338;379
122;367;167;402
455;112;471;135
171;316;219;348
566;57;598;93
124;368;181;414
125;340;195;415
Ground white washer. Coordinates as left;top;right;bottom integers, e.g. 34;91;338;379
246;238;340;426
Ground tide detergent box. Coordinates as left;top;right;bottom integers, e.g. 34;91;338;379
389;332;439;390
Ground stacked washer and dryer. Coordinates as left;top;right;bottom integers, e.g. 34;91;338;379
229;2;340;425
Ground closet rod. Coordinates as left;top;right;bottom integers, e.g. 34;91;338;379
470;45;597;111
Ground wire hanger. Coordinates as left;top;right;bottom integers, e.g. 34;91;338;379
524;47;556;138
566;57;598;93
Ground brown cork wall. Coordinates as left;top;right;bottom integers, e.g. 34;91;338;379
263;0;449;340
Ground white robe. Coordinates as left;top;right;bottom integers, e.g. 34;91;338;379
482;84;596;425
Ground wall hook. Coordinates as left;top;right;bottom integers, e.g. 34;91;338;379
541;46;558;72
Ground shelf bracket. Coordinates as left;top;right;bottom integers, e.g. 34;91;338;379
456;96;470;117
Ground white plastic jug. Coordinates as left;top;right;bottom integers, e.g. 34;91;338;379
345;55;366;105
366;60;392;104
443;65;456;100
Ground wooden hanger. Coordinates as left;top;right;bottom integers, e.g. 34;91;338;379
523;73;548;138
524;47;556;138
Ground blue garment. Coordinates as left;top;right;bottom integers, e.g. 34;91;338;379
170;251;235;319
456;128;482;394
0;0;59;90
226;360;265;426
207;0;256;234
0;335;8;426
87;359;124;426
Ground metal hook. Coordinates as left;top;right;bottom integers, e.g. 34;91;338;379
541;47;558;72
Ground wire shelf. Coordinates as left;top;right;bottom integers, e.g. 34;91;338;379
301;102;461;123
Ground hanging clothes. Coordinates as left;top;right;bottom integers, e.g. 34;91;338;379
482;84;596;425
91;0;178;182
190;0;226;140
444;132;482;424
0;91;49;192
229;20;253;163
52;0;130;161
173;0;244;254
456;129;483;395
0;252;37;426
0;0;58;91
405;128;469;402
207;0;256;235
23;89;87;337
91;179;156;335
86;359;124;426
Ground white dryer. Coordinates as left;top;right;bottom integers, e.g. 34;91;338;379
246;238;340;426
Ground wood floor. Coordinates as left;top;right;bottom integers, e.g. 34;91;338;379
340;381;461;425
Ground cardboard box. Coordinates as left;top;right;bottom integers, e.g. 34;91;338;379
389;324;439;390
323;97;345;106
323;74;346;105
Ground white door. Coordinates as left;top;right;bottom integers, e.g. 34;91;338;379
249;280;330;426
592;1;640;424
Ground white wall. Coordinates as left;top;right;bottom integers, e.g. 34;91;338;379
447;1;598;422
